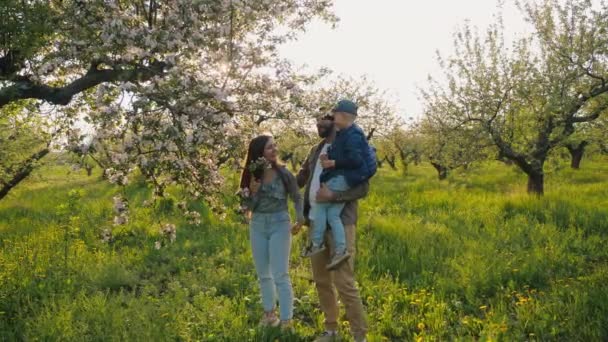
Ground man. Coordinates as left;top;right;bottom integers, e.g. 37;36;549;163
295;104;369;342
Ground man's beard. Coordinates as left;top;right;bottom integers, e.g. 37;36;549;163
318;124;334;138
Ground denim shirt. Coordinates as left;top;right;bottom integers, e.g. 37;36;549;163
244;167;305;224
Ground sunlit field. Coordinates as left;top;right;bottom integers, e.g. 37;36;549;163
1;154;607;341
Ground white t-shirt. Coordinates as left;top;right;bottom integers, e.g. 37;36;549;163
309;143;330;220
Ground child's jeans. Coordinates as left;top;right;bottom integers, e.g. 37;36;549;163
249;211;293;320
311;175;349;254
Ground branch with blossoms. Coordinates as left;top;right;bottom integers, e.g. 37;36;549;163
155;223;177;250
235;187;251;219
0;61;167;108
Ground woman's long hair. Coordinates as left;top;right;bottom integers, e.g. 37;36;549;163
239;135;275;191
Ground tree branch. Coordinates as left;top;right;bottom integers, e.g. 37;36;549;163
0;147;50;200
0;61;166;108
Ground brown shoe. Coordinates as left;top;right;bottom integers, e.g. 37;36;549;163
353;335;367;342
259;311;280;327
280;319;294;333
326;251;350;270
353;334;367;342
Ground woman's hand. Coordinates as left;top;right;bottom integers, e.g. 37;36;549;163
239;210;252;224
291;222;303;235
249;179;261;194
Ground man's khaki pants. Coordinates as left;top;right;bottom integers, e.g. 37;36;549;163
310;223;368;337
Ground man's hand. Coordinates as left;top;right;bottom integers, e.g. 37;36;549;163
320;154;335;169
249;179;261;194
316;183;336;202
291;222;303;235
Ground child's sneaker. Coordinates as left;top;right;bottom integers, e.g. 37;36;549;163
326;251;350;270
302;243;326;257
313;331;340;342
260;311;280;327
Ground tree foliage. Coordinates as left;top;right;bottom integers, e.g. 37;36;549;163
1;0;337;204
422;0;608;194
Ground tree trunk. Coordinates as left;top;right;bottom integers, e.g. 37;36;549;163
0;148;50;200
566;141;588;169
497;151;514;165
401;162;409;176
600;142;608;155
386;156;396;170
290;158;298;171
398;149;409;172
431;162;449;180
526;171;544;195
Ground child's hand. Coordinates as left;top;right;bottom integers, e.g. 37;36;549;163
291;222;303;235
320;158;335;169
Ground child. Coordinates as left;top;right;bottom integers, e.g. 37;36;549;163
305;100;374;270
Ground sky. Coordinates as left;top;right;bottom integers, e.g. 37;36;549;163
279;0;528;119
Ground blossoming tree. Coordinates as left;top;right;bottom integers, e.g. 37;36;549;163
1;0;337;202
422;0;608;194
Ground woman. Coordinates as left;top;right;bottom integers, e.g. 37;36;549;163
239;135;304;329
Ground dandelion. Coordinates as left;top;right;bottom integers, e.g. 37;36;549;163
417;322;425;330
154;241;162;250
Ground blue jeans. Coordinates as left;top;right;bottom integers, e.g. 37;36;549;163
249;211;293;320
311;175;349;254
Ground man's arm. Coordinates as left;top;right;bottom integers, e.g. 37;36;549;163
316;180;369;203
296;145;315;188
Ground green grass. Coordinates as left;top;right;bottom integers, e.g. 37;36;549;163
1;154;607;341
